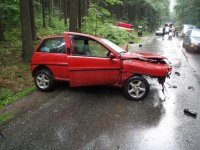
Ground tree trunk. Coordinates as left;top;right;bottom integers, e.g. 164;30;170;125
0;16;5;41
63;0;68;26
29;0;37;40
48;0;52;27
20;0;34;62
51;0;54;14
41;0;46;27
59;0;62;20
69;0;78;32
82;0;88;17
87;0;90;10
78;0;82;32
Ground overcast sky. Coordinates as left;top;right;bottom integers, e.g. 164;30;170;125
170;0;176;12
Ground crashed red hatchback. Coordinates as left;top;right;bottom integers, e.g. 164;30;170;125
30;32;171;101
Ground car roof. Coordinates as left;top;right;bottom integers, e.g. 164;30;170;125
183;24;193;27
64;32;99;40
192;28;200;31
41;32;100;40
183;24;195;28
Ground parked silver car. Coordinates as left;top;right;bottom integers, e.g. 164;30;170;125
155;28;163;36
181;24;195;38
183;28;200;52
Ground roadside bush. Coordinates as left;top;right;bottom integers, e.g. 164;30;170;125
82;4;138;46
35;16;67;37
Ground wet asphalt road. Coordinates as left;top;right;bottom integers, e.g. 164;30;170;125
1;36;200;150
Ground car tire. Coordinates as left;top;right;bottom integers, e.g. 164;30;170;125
182;42;185;48
34;69;55;92
123;76;149;101
185;45;190;52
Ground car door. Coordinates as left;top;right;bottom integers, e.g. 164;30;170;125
35;37;69;80
67;34;121;87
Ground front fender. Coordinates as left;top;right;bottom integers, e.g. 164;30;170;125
122;59;171;80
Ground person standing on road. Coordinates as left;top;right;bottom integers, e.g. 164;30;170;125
162;25;166;40
165;24;169;34
138;26;143;37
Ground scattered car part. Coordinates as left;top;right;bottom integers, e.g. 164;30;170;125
188;86;194;90
0;132;5;138
184;109;197;118
175;72;180;76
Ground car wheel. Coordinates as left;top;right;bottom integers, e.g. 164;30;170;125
34;69;54;91
182;42;185;48
123;76;149;101
185;45;190;52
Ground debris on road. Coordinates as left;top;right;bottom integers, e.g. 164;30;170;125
0;132;5;138
139;44;142;47
175;72;180;76
159;97;166;102
188;86;194;90
184;109;197;118
165;82;177;89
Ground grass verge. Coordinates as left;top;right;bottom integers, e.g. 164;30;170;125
0;112;14;123
0;86;36;109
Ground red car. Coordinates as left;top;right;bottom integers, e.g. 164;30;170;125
116;22;133;29
31;32;171;101
115;22;133;32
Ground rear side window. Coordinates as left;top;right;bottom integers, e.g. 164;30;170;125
38;38;66;54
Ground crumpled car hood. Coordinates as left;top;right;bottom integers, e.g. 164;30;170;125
120;52;166;60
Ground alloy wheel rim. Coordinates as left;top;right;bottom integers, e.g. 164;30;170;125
36;74;50;89
128;80;146;98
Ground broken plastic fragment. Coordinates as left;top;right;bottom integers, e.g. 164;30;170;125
175;72;180;76
172;85;177;88
0;132;5;138
184;109;197;118
188;86;194;90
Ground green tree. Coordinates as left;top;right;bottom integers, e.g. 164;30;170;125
0;0;20;41
174;0;200;26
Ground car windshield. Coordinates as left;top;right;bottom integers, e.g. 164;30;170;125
191;30;200;38
100;39;126;53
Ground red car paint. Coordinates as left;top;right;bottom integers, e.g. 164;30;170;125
114;22;134;32
116;22;133;29
31;32;171;99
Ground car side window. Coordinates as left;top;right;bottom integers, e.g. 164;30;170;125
71;36;109;58
89;40;109;57
38;38;66;54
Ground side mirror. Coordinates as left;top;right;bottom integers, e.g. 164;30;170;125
109;53;115;59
